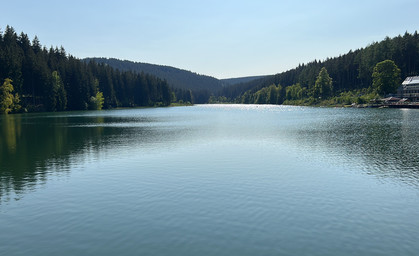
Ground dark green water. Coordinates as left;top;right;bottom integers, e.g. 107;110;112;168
1;105;419;255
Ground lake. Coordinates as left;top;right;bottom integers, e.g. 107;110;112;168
1;104;419;256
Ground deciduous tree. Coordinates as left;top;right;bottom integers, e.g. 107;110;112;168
0;78;20;114
372;60;401;96
313;67;333;98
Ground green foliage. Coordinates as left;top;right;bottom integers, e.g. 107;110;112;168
87;57;223;93
372;60;401;96
0;79;15;114
328;89;378;105
0;26;173;112
285;83;307;100
12;93;22;113
171;92;177;103
2;25;417;109
96;92;104;110
173;88;194;104
282;87;381;107
208;95;230;104
239;84;284;104
283;96;316;106
221;31;419;101
48;71;67;111
88;79;104;110
313;67;333;99
89;91;105;110
0;78;21;114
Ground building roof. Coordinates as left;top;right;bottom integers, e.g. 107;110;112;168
402;76;419;86
381;97;401;102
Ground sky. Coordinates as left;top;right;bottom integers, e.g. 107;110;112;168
2;0;419;79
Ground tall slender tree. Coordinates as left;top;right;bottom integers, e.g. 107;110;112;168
313;67;333;99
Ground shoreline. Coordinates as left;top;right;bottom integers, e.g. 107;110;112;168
351;103;419;109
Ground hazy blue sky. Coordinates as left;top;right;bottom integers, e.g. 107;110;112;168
2;0;418;78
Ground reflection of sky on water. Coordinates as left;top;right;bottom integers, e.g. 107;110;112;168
1;106;419;204
1;106;419;256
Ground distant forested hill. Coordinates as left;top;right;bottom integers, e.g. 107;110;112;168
220;31;419;101
220;75;267;86
3;24;417;111
85;58;223;93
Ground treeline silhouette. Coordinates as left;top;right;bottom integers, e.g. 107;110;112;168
0;26;186;112
220;31;419;101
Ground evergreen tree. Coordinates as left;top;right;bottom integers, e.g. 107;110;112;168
51;71;67;111
268;85;277;104
0;26;174;112
221;31;418;103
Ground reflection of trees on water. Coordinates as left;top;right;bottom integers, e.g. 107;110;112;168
296;109;419;186
2;108;418;203
0;114;108;203
0;110;184;203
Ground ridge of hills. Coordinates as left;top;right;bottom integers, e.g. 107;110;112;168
86;31;419;104
220;75;268;86
84;57;267;92
2;24;418;112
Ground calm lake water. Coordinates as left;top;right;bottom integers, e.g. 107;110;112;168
1;104;419;256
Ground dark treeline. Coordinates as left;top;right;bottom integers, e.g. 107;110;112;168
87;57;223;92
220;31;419;102
87;57;219;104
0;26;178;112
2;26;418;110
220;75;268;86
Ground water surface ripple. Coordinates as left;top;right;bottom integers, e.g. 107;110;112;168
1;105;418;256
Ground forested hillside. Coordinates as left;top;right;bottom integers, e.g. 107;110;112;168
2;25;418;112
0;26;174;113
85;58;223;93
220;75;267;86
220;32;419;103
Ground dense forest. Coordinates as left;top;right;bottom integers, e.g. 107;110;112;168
85;58;225;104
86;59;270;104
220;31;419;104
220;75;267;86
1;26;418;113
86;57;223;92
86;58;268;89
0;26;182;113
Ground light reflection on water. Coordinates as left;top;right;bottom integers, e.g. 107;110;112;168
1;105;419;256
